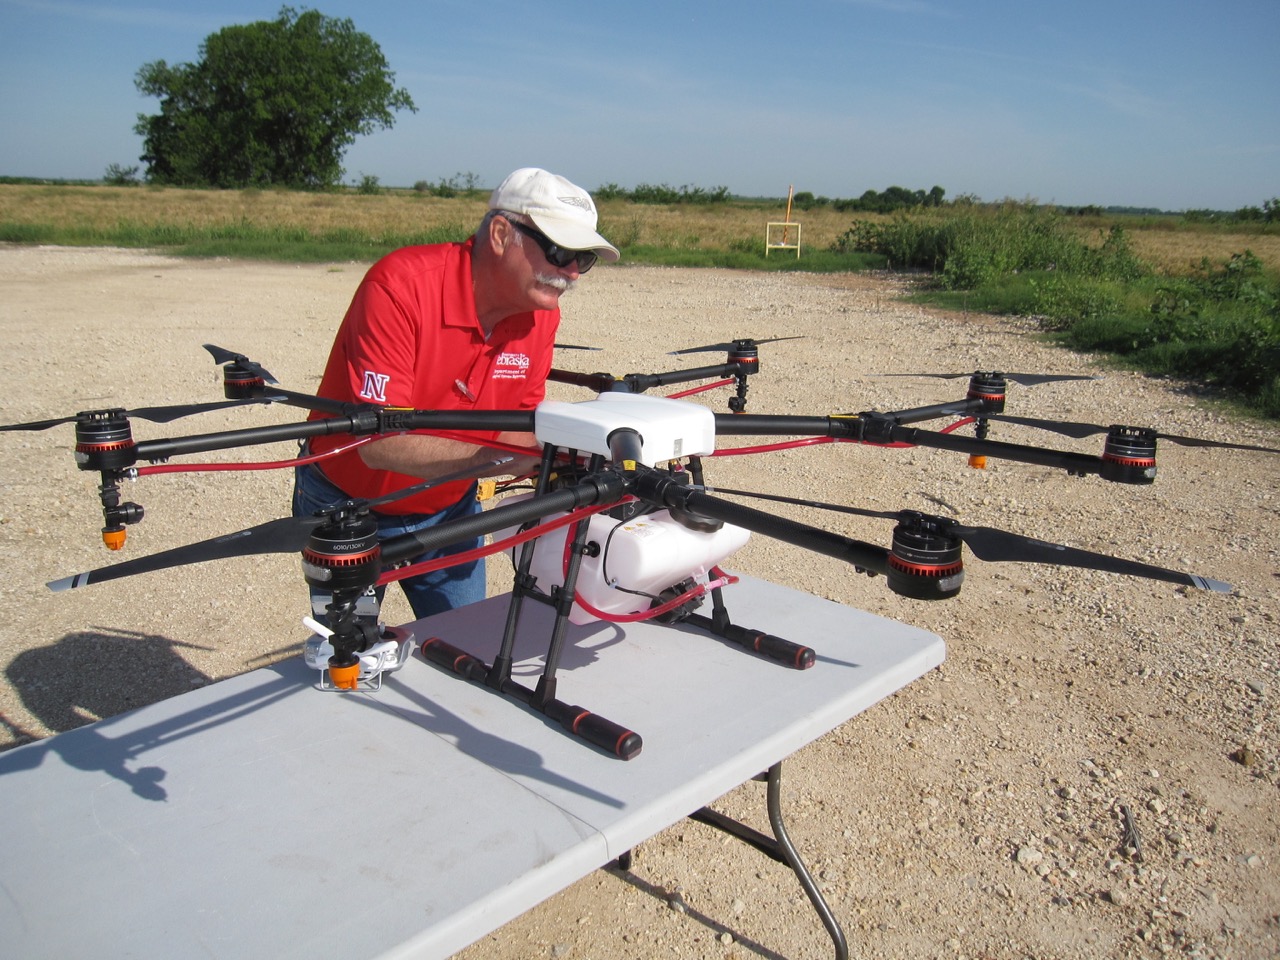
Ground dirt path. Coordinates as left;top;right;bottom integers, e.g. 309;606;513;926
1;245;1276;959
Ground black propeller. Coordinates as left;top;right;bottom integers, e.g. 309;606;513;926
48;514;323;592
986;414;1280;454
668;336;804;356
882;371;1099;387
710;487;1232;593
46;457;515;592
203;343;278;384
0;398;276;433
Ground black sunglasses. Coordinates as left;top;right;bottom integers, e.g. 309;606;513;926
508;220;598;273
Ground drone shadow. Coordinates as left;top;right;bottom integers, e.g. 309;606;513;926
1;621;624;808
376;672;626;809
424;601;630;680
0;648;303;801
4;626;216;745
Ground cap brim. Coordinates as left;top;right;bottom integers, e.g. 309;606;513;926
528;215;620;262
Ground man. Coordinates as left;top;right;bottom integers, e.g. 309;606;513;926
294;167;619;621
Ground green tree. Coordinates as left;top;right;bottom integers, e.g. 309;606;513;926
134;6;415;188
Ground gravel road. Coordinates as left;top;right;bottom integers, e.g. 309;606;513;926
1;245;1276;959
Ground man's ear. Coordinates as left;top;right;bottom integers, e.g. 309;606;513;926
486;215;514;257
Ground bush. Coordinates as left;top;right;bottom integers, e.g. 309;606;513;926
103;163;141;186
1056;250;1280;415
629;183;730;205
832;204;1148;289
593;182;627;202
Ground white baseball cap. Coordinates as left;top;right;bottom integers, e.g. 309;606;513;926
489;167;619;262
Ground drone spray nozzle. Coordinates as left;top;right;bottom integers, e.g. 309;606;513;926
887;512;965;600
1100;426;1158;484
97;474;144;550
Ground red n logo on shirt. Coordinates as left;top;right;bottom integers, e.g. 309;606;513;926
360;370;390;402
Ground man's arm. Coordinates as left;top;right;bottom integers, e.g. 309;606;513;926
359;431;541;480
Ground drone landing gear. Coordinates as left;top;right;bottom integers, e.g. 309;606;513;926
419;634;642;759
614;763;849;960
683;581;817;670
420;542;815;760
417;451;814;760
419;449;642;760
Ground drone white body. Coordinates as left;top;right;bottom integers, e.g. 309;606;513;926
534;393;717;464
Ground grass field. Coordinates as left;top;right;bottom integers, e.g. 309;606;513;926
6;183;1276;273
0;183;861;260
3;183;1276;416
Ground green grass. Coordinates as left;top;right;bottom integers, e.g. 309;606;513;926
0;217;884;270
609;244;883;272
907;250;1280;418
0;219;476;262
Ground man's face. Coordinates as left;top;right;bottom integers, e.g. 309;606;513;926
503;219;584;312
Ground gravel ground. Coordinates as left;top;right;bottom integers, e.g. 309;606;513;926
1;245;1277;959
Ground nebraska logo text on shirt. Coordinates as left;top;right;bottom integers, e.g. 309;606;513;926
493;352;531;380
360;370;390;402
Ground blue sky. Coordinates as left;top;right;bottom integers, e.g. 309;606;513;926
1;0;1276;210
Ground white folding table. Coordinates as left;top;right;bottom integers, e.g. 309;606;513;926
0;574;943;959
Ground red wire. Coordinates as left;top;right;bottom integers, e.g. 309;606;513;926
711;436;836;456
376;498;630;586
665;378;735;399
709;415;977;457
136;435;375;475
417;429;542;459
571;568;739;624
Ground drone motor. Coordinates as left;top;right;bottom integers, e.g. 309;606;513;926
1100;426;1158;484
965;373;1008;415
71;411;145;549
221;363;267;399
73;410;137;471
301;509;382;594
887;512;965;600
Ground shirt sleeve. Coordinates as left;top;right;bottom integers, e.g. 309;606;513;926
338;278;421;408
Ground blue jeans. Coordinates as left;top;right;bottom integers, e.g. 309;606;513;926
292;462;485;622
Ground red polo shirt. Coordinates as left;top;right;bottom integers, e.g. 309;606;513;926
308;239;558;514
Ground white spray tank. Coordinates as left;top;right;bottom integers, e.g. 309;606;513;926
493;496;750;625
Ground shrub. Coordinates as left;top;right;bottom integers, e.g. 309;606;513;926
104;163;141;186
832;204;1148;289
629;183;731;205
594;182;627;201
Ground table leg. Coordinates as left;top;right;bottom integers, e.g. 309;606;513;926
685;762;849;960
